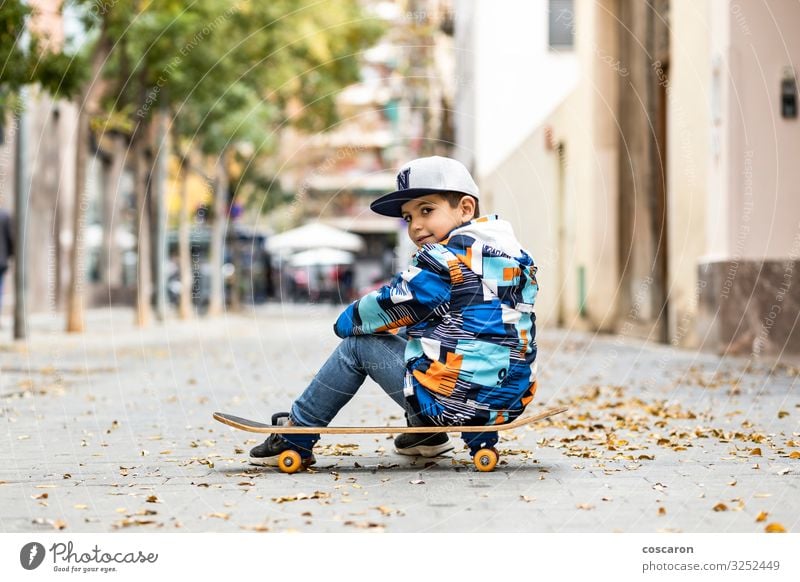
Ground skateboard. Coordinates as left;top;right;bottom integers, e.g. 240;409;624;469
213;406;568;473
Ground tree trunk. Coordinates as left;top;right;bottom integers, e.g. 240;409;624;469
207;150;229;316
152;106;169;321
13;92;29;340
178;152;193;319
100;133;127;291
65;105;90;332
66;28;111;332
134;137;153;327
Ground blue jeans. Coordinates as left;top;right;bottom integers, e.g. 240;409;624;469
288;333;498;455
290;333;413;427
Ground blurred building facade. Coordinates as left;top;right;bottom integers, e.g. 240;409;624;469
273;0;458;292
0;0;139;317
455;0;800;358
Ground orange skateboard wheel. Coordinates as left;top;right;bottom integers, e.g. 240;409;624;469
473;448;498;472
278;450;303;474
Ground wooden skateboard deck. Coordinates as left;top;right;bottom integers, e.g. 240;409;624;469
213;406;567;435
213;406;567;473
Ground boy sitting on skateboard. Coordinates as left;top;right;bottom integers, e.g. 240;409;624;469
250;156;539;467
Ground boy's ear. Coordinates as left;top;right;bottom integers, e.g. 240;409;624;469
459;195;476;221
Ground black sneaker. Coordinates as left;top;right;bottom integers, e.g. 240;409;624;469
394;432;454;457
248;434;316;467
249;412;316;467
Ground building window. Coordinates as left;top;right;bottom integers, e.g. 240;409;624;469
548;0;575;50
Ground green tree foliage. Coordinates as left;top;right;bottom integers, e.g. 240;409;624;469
0;0;84;116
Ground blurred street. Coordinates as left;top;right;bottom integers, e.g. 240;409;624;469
1;305;797;533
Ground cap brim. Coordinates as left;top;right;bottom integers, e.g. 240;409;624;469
369;188;449;217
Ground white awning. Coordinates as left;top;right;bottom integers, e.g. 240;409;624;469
289;248;355;267
265;222;365;254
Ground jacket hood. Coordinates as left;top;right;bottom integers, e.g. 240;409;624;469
446;215;537;310
449;215;529;263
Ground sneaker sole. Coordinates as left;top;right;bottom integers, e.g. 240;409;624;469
249;454;316;468
394;442;455;458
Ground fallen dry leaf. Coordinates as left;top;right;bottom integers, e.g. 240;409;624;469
756;511;768;523
112;518;157;529
36;518;67;530
271;491;330;504
343;520;383;529
206;513;230;520
713;503;728;512
765;523;786;533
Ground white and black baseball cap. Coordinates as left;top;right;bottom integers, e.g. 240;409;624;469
370;156;480;217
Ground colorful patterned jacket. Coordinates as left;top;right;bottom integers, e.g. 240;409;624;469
334;215;539;427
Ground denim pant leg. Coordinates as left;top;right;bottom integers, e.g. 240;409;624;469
290;334;410;427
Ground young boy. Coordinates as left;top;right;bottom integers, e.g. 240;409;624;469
250;156;539;466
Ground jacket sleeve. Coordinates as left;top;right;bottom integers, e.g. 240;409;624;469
334;246;451;337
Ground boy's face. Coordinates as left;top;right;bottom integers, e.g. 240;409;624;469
400;193;476;248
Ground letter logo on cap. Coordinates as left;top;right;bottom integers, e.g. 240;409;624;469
397;168;411;190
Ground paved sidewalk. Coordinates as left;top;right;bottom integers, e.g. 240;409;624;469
1;304;798;532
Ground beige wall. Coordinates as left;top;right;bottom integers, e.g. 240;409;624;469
581;0;620;332
667;0;711;347
712;0;800;261
481;101;571;330
481;0;621;332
